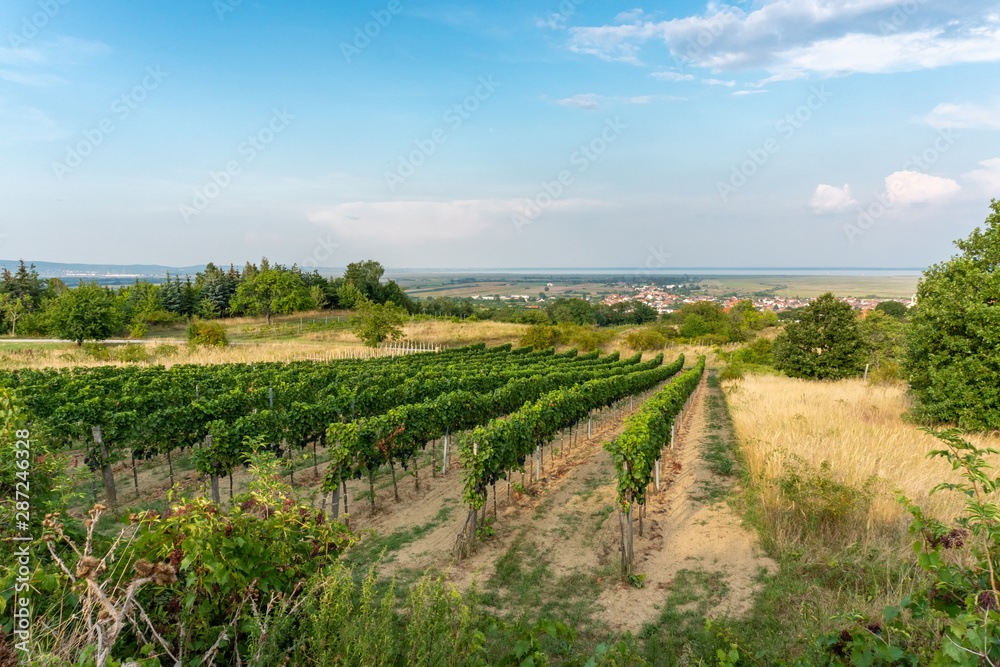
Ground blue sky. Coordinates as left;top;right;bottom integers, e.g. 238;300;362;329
1;0;999;270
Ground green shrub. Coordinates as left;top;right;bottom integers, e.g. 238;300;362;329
520;324;558;350
777;459;873;538
82;342;111;360
110;344;150;362
624;328;668;351
187;320;228;347
135;308;177;327
152;343;180;357
127;321;148;339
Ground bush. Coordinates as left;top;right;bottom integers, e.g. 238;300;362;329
111;344;150;363
134;308;177;327
187;320;228;347
128;321;148;339
776;459;873;539
624;328;668;351
520;324;559;350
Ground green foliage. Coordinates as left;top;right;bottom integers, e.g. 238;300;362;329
521;325;558;350
128;453;354;658
255;563;649;666
127;321;148;339
51;281;124;345
906;200;1000;429
187;319;229;347
861;310;905;382
230;261;310;325
772;293;866;380
546;298;598;326
777;459;873;537
624;327;668;351
351;298;407;347
874;300;908;318
818;428;1000;665
607;357;705;510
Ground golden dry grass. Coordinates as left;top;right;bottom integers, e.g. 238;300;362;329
723;373;1000;553
303;318;530;348
0;341;427;370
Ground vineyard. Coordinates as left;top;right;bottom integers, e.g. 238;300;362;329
4;341;733;665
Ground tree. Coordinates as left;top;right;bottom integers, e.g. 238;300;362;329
772;292;866;379
0;293;26;337
861;309;905;380
343;260;385;300
51;282;123;345
230;263;309;325
874;300;908;318
906;200;1000;429
351;298;406;347
337;282;365;310
679;314;710;338
545;298;596;325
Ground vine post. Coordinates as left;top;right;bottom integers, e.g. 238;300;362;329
92;426;117;508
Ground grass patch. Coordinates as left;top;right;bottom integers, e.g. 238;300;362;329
344;504;455;569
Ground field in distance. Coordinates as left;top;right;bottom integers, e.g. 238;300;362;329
392;272;921;300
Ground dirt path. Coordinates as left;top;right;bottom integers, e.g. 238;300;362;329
594;374;777;633
321;369;774;636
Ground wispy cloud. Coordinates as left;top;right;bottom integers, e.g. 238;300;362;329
963;158;1000;191
566;2;1000;78
925;101;1000;130
651;70;694;81
554;93;666;110
702;78;735;86
733;90;767;96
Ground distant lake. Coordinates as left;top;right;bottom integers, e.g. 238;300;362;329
390;267;925;277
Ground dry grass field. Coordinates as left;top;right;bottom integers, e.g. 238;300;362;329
723;374;1000;555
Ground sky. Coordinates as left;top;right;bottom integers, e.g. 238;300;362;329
1;0;999;271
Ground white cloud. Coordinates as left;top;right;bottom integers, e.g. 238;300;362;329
733;89;767;96
307;199;600;242
556;93;602;110
963;158;1000;191
651;70;694;81
702;78;735;86
554;93;663;110
567;3;1000;78
615;8;645;23
885;171;961;204
809;184;856;213
775;28;1000;75
925;102;1000;130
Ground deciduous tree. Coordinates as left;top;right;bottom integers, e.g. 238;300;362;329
51;281;123;345
772;292;866;379
906;200;1000;428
